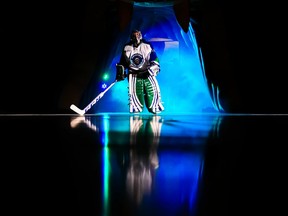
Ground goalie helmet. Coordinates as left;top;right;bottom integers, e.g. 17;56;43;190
130;29;142;47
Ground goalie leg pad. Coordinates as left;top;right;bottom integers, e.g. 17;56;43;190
145;76;164;114
128;74;144;113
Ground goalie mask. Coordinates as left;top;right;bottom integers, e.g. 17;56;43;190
130;30;142;47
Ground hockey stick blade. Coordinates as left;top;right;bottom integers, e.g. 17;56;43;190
70;104;85;115
70;80;118;115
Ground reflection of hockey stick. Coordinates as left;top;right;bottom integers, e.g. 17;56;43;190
70;80;117;115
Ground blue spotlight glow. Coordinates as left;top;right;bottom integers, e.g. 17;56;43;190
152;151;204;215
82;4;223;114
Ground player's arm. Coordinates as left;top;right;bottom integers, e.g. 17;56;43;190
148;48;160;76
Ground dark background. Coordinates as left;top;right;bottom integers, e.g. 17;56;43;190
1;0;287;114
1;2;287;215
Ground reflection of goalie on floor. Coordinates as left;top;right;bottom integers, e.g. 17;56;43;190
116;29;164;114
69;114;164;204
126;115;163;204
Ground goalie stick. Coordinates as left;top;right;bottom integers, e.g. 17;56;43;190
70;80;117;115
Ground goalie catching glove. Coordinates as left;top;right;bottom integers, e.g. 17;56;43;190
116;64;126;81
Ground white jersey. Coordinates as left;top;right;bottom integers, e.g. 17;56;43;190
122;41;158;71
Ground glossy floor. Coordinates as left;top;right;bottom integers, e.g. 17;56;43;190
1;113;287;216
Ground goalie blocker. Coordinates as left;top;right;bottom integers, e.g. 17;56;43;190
116;64;126;81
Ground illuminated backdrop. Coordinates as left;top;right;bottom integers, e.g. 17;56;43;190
80;3;223;114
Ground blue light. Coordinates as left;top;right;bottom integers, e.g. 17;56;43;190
82;4;224;114
101;83;107;89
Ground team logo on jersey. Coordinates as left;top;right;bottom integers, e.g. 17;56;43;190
130;53;144;68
